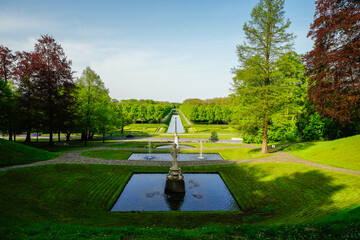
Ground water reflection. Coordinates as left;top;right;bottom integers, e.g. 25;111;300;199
111;173;240;211
164;192;185;211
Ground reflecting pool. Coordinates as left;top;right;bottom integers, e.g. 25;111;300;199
111;173;240;211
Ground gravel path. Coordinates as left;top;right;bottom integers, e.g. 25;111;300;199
1;144;360;176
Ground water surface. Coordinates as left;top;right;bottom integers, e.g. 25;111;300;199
111;173;240;211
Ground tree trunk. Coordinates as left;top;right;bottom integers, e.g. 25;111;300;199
25;129;31;143
89;131;94;140
261;121;268;154
37;130;39;142
8;130;12;141
58;131;61;142
84;130;88;146
66;133;70;142
49;110;54;145
13;132;16;142
121;126;124;134
103;132;105;143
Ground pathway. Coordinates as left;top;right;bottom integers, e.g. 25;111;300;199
1;143;360;176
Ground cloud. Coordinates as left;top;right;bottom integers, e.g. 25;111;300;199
61;39;231;102
0;10;55;34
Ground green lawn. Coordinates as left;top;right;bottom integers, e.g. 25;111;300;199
0;139;60;167
80;150;133;160
183;147;269;160
80;147;267;160
1;163;360;239
284;134;360;171
106;141;180;149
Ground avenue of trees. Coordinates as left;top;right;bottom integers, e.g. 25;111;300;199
0;35;172;145
180;98;232;124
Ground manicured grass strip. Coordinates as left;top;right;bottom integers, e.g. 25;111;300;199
283;134;360;171
182;147;269;160
107;142;173;149
80;150;133;160
1;163;360;230
0;139;59;167
1;214;359;240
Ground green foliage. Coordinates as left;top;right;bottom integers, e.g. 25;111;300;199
232;0;297;152
76;67;111;135
209;131;219;142
0;138;59;167
301;112;324;141
121;99;173;124
0;78;14;134
180;98;232;124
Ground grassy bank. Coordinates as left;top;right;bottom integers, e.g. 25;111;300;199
1;163;359;228
284;134;360;171
0;139;60;167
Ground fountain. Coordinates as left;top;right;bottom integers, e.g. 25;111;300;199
197;140;205;159
145;139;153;160
164;143;185;193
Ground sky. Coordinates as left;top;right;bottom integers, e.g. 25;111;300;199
0;0;316;103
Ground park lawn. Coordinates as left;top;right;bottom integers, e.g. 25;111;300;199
106;141;177;149
0;139;59;167
191;124;239;133
182;147;269;160
1;163;360;239
80;150;133;160
186;142;245;148
123;124;168;133
284;134;360;171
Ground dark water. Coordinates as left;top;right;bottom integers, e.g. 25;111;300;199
128;153;223;161
111;173;240;211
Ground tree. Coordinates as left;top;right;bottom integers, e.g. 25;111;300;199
0;78;13;135
0;46;16;140
232;0;295;153
32;35;74;145
304;0;360;125
0;45;15;83
14;51;38;143
76;67;110;146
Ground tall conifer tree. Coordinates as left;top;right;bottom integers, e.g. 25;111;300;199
232;0;295;153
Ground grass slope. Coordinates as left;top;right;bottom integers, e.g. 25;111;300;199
1;163;360;228
0;139;59;167
284;134;360;171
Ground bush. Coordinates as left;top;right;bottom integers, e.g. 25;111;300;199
302;113;324;141
210;131;219;142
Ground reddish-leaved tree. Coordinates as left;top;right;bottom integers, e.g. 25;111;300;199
32;35;74;145
304;0;360;125
0;45;15;83
14;51;39;143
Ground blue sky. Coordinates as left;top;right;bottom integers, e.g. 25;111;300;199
0;0;315;102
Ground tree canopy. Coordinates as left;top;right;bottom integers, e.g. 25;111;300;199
304;0;360;125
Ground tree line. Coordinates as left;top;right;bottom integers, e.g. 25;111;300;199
180;98;232;124
0;35;173;145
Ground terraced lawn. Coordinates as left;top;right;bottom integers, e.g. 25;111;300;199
284;134;360;171
1;163;360;228
0;139;60;167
